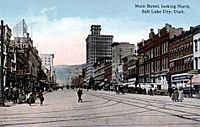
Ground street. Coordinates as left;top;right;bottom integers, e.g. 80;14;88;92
0;89;200;127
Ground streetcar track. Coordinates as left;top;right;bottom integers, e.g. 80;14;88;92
0;109;152;126
0;108;145;121
1;90;200;126
87;91;200;122
0;101;119;116
98;91;200;114
98;91;200;109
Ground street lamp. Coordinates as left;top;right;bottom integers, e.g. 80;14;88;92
0;20;5;106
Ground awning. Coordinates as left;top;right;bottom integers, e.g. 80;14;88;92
171;73;192;82
191;74;200;85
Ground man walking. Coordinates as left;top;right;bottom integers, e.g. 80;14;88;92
77;88;83;103
39;90;44;105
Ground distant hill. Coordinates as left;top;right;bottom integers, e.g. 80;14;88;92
53;64;86;86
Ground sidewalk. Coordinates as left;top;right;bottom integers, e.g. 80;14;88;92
93;90;200;105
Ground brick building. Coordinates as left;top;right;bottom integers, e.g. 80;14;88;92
169;25;200;88
138;24;183;90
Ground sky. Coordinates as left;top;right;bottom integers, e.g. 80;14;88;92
0;0;200;65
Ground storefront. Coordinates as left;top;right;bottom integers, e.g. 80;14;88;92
171;73;192;88
191;74;200;94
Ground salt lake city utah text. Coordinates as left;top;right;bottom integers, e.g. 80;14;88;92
135;4;190;14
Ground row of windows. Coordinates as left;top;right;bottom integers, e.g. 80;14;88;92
143;42;168;60
170;62;193;72
194;38;200;52
90;47;111;50
91;43;112;47
43;60;51;63
117;48;134;52
89;53;111;56
43;62;50;65
154;43;168;57
139;65;144;75
169;57;193;68
91;38;112;41
139;58;168;74
172;34;192;44
169;42;192;59
154;46;160;57
154;61;160;72
162;58;168;70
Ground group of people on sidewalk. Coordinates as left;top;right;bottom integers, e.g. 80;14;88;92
169;88;184;102
76;87;185;103
27;91;44;106
4;87;44;106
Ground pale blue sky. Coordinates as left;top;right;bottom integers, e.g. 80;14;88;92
0;0;200;65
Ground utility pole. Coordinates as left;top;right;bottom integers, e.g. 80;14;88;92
0;20;5;106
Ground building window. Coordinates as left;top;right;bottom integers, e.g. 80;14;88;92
194;39;198;52
169;62;174;68
195;57;198;70
151;49;153;58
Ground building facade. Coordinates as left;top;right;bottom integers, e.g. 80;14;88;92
40;54;54;82
12;33;42;91
192;26;200;93
104;62;112;83
11;20;42;91
112;42;136;83
0;21;12;88
193;26;200;71
7;38;17;88
138;24;183;90
93;57;112;85
122;55;138;85
169;25;200;88
86;25;113;80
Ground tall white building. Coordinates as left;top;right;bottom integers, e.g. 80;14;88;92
12;19;28;38
112;42;136;82
86;25;113;80
40;54;54;82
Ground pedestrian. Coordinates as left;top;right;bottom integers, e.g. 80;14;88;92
39;92;44;105
8;88;13;102
12;87;19;104
172;88;179;102
77;88;83;102
27;92;32;106
168;87;173;98
18;90;23;104
178;88;184;102
149;88;153;95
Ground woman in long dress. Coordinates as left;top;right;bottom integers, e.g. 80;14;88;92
172;88;179;102
178;89;184;102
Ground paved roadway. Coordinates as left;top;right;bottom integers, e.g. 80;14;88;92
0;89;200;127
